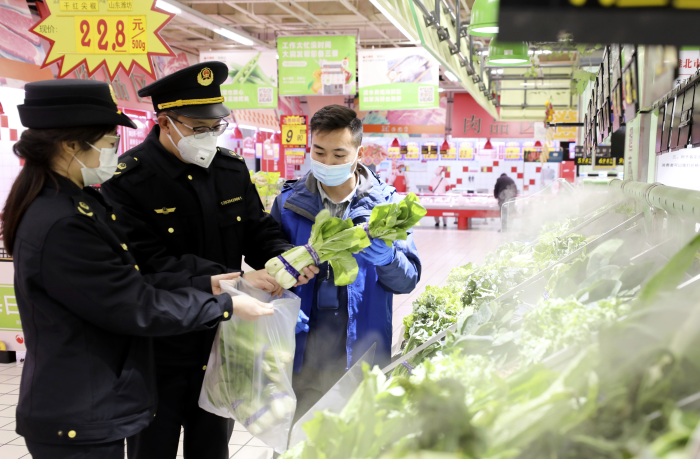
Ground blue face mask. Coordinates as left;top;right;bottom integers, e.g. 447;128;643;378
311;148;359;187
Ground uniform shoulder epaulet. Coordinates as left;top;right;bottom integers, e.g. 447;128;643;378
71;196;96;220
217;147;245;163
111;154;141;179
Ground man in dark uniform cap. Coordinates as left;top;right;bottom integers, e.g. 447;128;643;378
102;62;318;459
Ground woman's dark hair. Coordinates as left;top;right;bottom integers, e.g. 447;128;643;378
310;105;363;148
1;125;114;256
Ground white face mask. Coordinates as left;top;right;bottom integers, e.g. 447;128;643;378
73;135;120;186
311;148;360;187
166;116;218;168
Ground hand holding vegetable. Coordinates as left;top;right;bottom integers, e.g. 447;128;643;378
265;210;371;289
293;266;319;287
243;270;284;297
211;272;241;295
358;238;396;266
231;295;274;321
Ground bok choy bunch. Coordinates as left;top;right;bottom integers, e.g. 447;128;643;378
265;209;371;289
365;193;427;246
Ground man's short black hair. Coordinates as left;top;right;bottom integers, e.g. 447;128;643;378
310;105;363;148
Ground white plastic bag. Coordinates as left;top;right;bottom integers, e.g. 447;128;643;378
198;277;300;453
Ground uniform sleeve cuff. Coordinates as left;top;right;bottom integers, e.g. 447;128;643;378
192;275;213;294
216;293;234;321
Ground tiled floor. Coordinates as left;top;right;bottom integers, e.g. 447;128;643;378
0;221;503;458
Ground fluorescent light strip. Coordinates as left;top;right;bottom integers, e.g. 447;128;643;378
444;70;458;82
237;124;258;131
471;26;499;34
368;0;418;44
215;28;254;47
155;0;181;15
259;128;277;133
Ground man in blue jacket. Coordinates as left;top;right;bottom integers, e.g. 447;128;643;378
271;105;422;420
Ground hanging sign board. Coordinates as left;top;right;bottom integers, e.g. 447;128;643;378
31;0;174;79
277;36;356;96
201;51;278;109
280;115;308;147
285;148;306;165
440;147;457;160
459;144;474;160
505;146;522;161
358;47;439;111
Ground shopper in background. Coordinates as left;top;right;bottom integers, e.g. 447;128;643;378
271;105;422;423
101;62;317;459
1;79;275;459
387;163;409;193
430;166;448;226
494;172;517;231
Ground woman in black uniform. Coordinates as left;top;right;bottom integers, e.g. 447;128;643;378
1;79;273;459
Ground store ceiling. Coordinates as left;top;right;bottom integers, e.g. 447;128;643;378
159;0;476;51
159;0;602;119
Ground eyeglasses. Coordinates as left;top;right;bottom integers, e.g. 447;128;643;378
170;117;229;139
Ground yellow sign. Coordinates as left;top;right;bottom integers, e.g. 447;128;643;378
282;125;307;145
33;0;173;79
405;143;420;160
440;147;457;160
459;147;474;160
388;147;402;159
505;147;522;160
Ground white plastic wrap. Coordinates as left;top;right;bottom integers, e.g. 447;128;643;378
198;277;300;453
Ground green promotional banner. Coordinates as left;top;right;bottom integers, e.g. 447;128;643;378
278;36;356;96
201;51;278;109
0;285;21;331
358;47;439;111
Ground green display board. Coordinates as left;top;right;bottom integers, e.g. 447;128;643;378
0;285;21;331
277;36;357;96
201;51;278;109
358;47;439;111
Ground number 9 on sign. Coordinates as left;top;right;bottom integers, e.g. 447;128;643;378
75;16;147;54
282;125;306;146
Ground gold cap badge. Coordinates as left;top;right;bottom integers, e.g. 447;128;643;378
108;84;118;104
198;67;214;86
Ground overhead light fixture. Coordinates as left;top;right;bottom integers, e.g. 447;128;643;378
444;70;458;82
441;140;450;151
487;39;529;66
483;139;493;150
232;127;243;140
368;0;419;44
468;0;499;37
155;0;181;15
534;140;542;148
391;138;401;148
214;28;254;46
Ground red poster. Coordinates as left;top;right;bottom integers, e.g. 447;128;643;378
452;93;537;139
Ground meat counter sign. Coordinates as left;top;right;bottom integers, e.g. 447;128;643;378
31;1;175;79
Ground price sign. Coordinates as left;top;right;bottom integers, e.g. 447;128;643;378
594;157;617;169
405;143;420;160
280;115;308;147
505;147;522;160
74;16;147;55
32;0;173;79
576;157;592;165
388;146;402;160
282;124;307;145
459;147;474;160
440;147;457;160
285;148;306;165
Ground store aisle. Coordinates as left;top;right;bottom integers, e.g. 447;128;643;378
0;226;502;459
391;220;504;341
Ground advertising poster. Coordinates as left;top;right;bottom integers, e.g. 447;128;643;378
357;95;447;137
358;48;439;111
278;36;356;96
201;51;278;109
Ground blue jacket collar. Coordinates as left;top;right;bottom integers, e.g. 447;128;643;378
283;164;390;222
